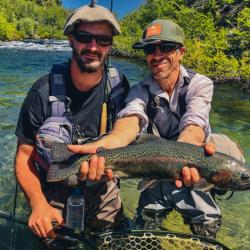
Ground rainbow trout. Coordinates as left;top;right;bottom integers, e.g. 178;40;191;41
48;135;250;191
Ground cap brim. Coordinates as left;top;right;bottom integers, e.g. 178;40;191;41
133;38;184;49
132;39;162;49
64;19;120;36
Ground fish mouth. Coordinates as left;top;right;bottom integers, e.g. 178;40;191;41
239;171;250;190
239;181;250;191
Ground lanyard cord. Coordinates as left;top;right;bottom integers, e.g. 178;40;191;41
9;179;19;250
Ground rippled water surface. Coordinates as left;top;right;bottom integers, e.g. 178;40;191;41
0;41;249;250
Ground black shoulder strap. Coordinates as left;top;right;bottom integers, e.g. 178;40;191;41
184;68;196;85
106;65;130;130
49;63;70;117
178;68;196;116
107;65;130;96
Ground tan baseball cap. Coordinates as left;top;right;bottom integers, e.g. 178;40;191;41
63;4;121;36
133;19;185;49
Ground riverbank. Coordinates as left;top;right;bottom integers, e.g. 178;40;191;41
111;46;250;89
113;47;250;91
1;39;249;91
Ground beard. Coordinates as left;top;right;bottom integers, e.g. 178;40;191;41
150;57;179;80
72;47;107;73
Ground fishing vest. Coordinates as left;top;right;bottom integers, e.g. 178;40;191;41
146;69;196;140
36;62;129;175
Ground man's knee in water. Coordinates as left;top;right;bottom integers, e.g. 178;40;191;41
189;217;222;239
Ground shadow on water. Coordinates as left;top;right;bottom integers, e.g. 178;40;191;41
0;46;249;249
0;223;87;250
0;223;42;250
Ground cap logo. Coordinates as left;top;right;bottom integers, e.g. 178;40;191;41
146;24;162;37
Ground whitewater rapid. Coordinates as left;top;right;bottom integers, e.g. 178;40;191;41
0;40;71;51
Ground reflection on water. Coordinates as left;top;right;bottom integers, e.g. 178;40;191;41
0;46;249;249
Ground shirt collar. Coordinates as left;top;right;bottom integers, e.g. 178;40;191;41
141;65;189;100
142;74;169;100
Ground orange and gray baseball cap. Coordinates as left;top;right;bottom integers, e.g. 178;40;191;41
63;4;121;36
133;19;185;49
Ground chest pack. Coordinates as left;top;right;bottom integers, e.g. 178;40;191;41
147;69;196;140
36;63;129;173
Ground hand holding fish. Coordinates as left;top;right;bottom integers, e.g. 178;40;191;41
68;142;114;181
175;143;216;188
67;139;216;188
50;134;250;191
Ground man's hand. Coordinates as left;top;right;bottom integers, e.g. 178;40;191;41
28;202;64;238
77;155;114;181
67;116;140;182
68;142;114;181
175;142;216;188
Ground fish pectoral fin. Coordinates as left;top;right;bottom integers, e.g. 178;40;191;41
137;179;156;192
193;179;215;192
96;146;108;153
61;175;80;187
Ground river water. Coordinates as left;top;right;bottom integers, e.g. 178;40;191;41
0;41;249;249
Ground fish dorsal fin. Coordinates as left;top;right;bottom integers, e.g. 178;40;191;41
134;134;166;145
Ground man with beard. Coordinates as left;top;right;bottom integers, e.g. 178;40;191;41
15;3;130;239
71;19;245;239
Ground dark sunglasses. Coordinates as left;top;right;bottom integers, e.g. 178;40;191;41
143;43;180;55
73;31;113;47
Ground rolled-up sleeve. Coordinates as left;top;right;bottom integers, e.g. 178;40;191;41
179;74;213;137
118;84;149;132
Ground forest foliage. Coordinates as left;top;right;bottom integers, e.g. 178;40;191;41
0;0;68;40
0;0;249;88
114;0;250;88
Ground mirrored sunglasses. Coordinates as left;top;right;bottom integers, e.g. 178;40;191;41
73;31;113;47
143;43;180;55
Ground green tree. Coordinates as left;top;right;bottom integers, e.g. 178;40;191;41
17;17;36;38
0;0;68;40
0;12;19;40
